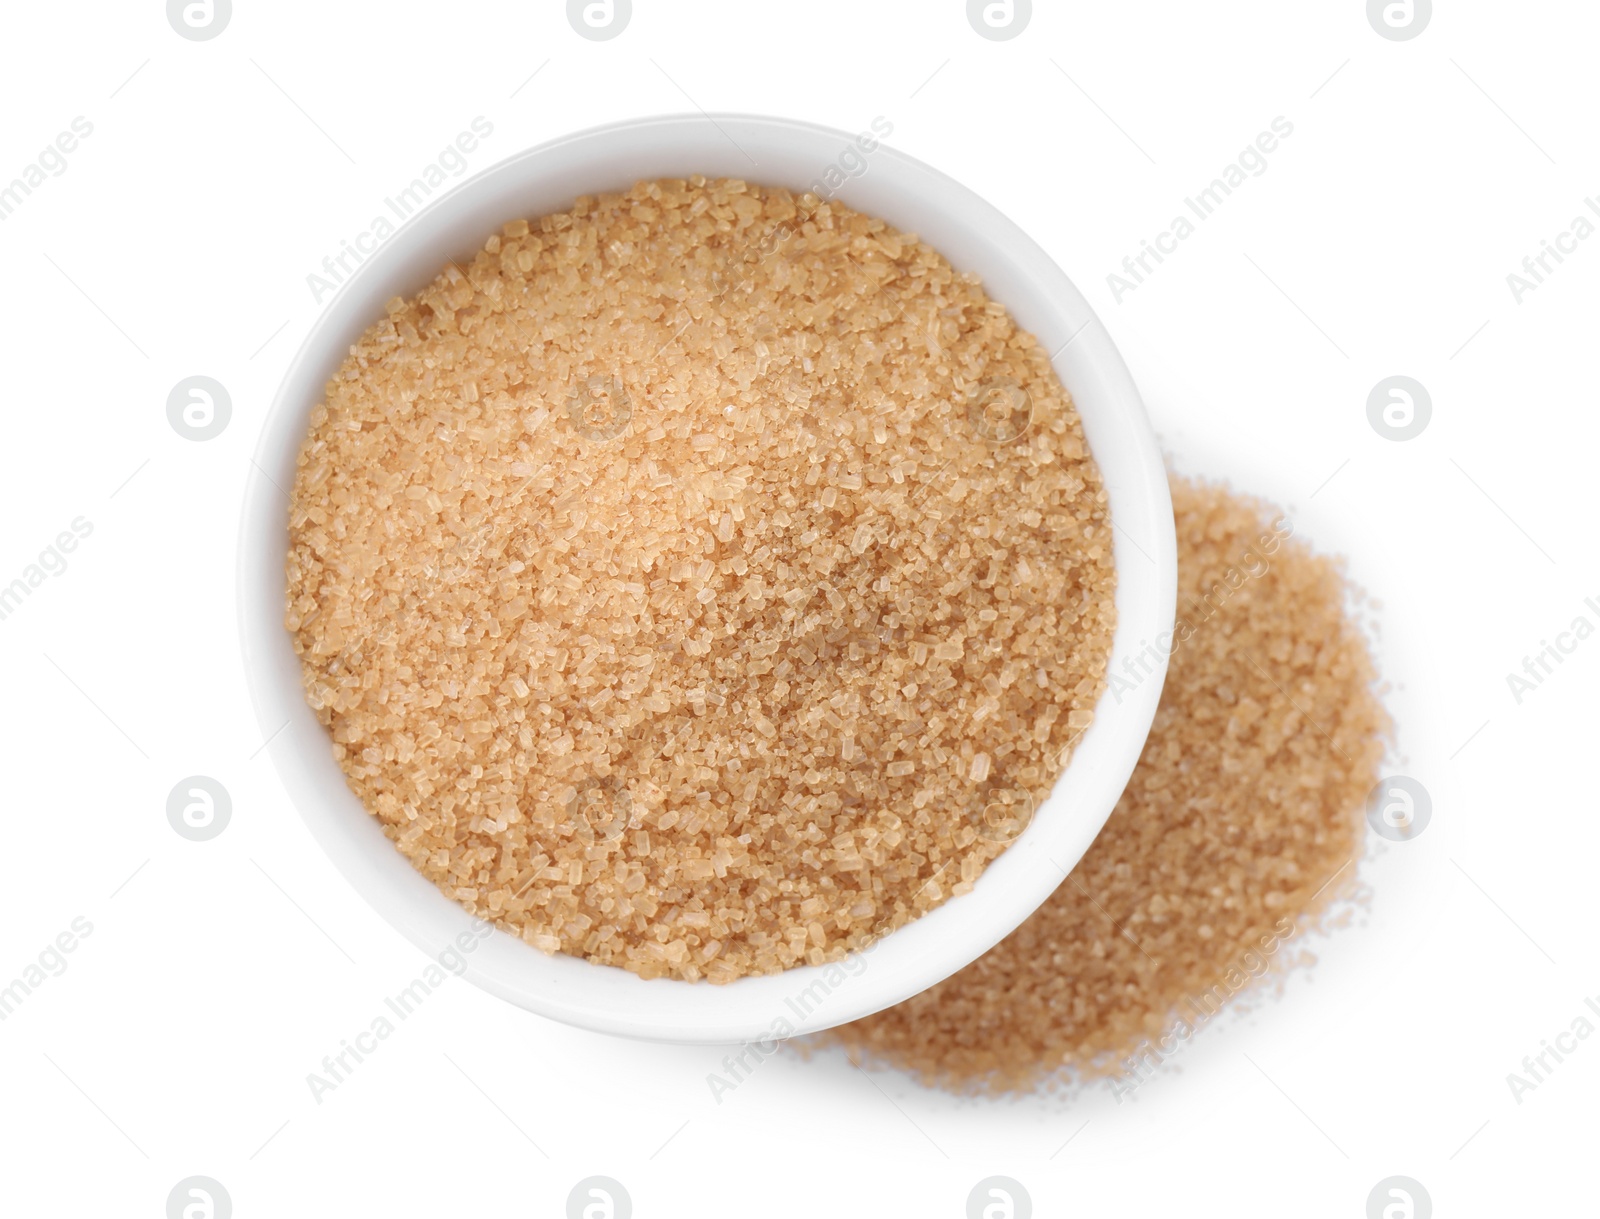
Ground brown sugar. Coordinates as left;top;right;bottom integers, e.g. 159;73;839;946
284;177;1116;982
828;474;1387;1089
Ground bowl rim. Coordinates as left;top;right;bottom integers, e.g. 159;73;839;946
238;110;1176;1044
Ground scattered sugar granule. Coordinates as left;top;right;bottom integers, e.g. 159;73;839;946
827;475;1388;1087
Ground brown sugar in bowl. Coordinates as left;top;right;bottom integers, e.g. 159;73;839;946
240;114;1176;1043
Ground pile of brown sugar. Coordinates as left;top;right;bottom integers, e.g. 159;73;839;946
828;474;1387;1090
285;177;1117;982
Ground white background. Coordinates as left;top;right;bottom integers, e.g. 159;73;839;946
1;1;1595;1215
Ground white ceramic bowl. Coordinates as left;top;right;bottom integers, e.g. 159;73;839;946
239;113;1176;1044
